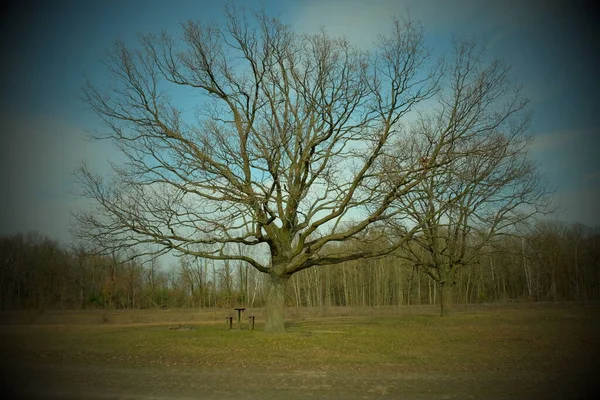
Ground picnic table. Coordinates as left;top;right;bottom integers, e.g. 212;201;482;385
234;307;245;329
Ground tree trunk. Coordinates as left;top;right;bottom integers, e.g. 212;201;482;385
264;273;290;333
428;276;432;305
439;281;453;317
292;275;301;307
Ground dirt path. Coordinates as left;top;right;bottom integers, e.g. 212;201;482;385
1;360;596;400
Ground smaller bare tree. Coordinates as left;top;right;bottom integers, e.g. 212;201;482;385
389;41;551;316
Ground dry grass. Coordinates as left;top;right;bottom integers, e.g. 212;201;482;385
0;307;224;326
1;303;599;399
1;303;598;373
0;301;590;326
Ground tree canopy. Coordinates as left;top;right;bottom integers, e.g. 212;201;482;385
74;7;548;330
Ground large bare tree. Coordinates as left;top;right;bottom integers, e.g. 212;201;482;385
74;7;466;332
390;41;551;316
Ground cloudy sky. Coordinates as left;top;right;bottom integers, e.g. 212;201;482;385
0;0;598;246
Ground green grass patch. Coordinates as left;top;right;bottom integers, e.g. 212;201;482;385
2;305;598;374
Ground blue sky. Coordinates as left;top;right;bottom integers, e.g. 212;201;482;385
0;0;599;246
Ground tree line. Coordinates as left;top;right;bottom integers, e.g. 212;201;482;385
1;220;597;312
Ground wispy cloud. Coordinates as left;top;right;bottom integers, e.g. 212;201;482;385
531;131;577;153
529;128;600;225
551;185;600;227
585;171;600;182
287;0;553;42
0;113;118;242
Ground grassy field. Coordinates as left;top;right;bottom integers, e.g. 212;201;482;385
1;303;599;399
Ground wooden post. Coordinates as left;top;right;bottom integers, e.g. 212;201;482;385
226;316;233;330
249;315;255;330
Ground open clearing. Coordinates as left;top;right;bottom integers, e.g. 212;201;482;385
1;304;599;399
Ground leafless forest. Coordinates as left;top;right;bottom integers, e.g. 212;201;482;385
1;221;598;312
